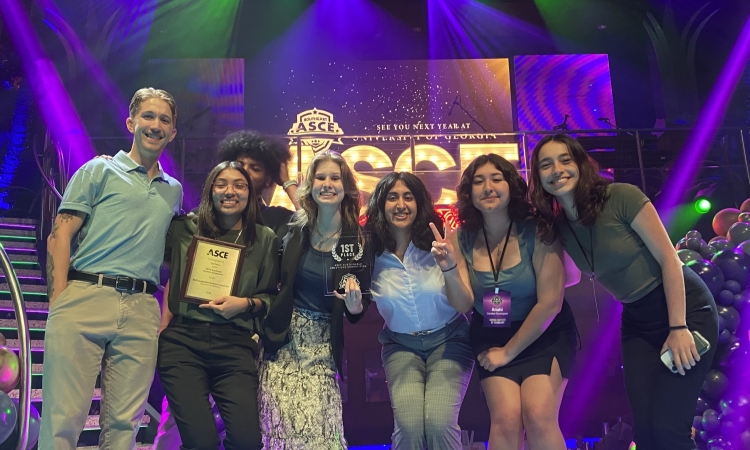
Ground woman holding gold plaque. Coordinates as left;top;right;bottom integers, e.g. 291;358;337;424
259;150;369;449
365;172;475;450
158;161;280;450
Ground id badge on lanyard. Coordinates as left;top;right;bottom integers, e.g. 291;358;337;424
481;222;514;328
483;288;511;327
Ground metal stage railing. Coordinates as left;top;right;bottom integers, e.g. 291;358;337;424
0;244;31;450
282;127;750;192
30;126;747;216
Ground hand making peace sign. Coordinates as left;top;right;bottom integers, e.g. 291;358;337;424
429;222;458;272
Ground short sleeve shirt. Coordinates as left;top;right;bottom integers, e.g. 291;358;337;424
60;151;182;285
560;183;662;302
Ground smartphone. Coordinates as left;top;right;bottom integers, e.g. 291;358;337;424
660;330;711;373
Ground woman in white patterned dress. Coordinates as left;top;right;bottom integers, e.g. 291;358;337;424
259;150;369;449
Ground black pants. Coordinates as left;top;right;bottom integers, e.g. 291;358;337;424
157;317;262;450
621;266;718;450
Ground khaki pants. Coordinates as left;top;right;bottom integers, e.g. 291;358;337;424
39;281;161;450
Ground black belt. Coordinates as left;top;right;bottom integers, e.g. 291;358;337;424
68;270;158;294
409;312;461;336
172;316;212;325
171;316;240;327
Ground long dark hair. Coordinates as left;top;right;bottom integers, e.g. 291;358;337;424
455;154;532;232
196;161;259;244
291;151;361;237
528;134;611;244
365;172;442;256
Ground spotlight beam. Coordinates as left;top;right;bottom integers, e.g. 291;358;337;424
0;0;96;170
657;13;750;227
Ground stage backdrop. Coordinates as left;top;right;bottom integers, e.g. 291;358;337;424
144;55;616;210
245;58;514;135
140;54;624;443
244;57;514;210
515;54;617;133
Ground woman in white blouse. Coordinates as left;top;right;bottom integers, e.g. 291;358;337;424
365;172;474;450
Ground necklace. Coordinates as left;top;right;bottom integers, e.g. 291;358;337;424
233;229;243;244
313;226;342;249
565;220;600;321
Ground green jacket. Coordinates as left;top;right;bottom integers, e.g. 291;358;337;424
165;215;280;334
262;225;370;375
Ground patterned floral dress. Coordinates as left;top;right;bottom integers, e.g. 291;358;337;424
258;308;347;449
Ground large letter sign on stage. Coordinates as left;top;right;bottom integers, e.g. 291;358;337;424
274;107;523;208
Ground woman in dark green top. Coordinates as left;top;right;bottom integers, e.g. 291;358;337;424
158;161;280;450
529;134;718;450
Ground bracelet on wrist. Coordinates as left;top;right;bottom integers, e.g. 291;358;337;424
669;325;688;331
245;297;254;313
441;263;457;273
282;180;298;191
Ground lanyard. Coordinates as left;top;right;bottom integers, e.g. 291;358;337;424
565;221;594;275
565;220;600;321
482;221;513;294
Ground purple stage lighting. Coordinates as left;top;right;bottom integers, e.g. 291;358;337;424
515;54;617;133
560;300;623;436
0;85;32;210
427;0;555;59
37;0;185;177
0;0;96;170
657;13;750;226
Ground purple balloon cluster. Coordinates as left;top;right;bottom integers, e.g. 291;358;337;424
676;227;750;449
0;396;42;449
695;390;750;450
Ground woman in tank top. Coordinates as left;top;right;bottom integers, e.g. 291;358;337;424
452;154;578;450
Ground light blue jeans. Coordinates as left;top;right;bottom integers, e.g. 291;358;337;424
379;315;474;450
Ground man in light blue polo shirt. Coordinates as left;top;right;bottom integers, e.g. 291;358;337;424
40;88;183;450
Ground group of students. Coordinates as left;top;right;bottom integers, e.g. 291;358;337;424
40;87;719;450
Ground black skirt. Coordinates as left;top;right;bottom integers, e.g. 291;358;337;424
470;299;578;383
